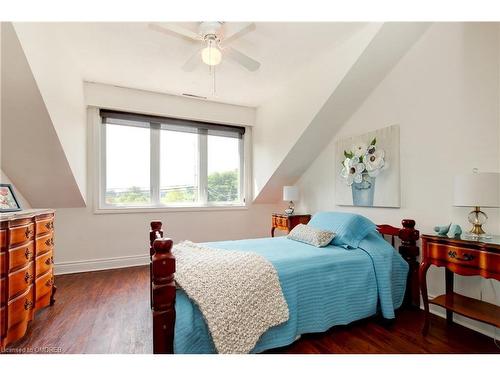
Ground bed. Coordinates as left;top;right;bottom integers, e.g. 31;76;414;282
149;213;420;354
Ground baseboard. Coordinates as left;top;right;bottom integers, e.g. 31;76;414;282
425;294;499;340
54;254;149;275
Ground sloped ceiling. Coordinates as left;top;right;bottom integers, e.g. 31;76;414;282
1;22;85;208
254;23;431;203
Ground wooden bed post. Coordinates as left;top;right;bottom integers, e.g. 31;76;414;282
398;219;420;308
150;221;176;354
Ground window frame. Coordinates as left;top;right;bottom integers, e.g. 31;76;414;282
92;108;249;213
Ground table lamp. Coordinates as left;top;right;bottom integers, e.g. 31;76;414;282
283;186;299;215
453;170;500;238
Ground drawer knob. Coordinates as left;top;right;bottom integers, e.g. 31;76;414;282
25;227;33;239
24;272;33;283
45;277;54;287
45;256;54;265
24;248;32;259
448;250;474;261
44;222;54;230
24;299;33;310
45;238;54;247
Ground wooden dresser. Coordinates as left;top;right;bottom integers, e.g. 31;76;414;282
420;234;500;334
0;209;56;349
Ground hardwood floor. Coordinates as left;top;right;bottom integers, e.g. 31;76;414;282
4;266;500;354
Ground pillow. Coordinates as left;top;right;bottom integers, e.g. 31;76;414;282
287;224;335;247
308;212;376;248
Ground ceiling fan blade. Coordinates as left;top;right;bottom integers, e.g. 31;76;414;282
148;23;202;43
220;23;256;47
182;48;203;72
224;47;261;72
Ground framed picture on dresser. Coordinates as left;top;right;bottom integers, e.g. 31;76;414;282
0;184;21;212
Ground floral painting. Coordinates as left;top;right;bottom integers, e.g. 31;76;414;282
0;184;22;212
335;125;400;207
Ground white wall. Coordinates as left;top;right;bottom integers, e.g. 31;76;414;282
13;23;87;202
0;169;31;209
296;23;500;337
54;84;279;274
252;24;382;200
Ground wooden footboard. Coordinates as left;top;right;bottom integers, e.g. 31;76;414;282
377;219;420;308
150;221;176;354
149;219;419;354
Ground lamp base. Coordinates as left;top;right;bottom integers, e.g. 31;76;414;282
464;206;491;239
284;201;295;215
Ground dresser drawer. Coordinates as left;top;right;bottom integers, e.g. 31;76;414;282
427;243;500;274
36;271;54;301
9;223;35;248
9;242;35;272
36;251;53;277
8;262;34;300
35;217;54;237
36;233;54;256
7;285;33;329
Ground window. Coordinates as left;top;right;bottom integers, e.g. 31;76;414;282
99;110;245;209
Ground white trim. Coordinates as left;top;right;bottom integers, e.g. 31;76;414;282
54;254;150;275
424;293;499;339
93;204;248;214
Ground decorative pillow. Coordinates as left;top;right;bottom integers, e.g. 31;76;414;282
287;224;336;247
308;212;376;249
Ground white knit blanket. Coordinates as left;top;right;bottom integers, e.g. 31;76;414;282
172;241;289;354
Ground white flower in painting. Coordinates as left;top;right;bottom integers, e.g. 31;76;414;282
353;143;368;157
341;157;365;186
365;149;385;177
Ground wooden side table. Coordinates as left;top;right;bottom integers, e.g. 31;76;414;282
419;234;500;335
271;213;311;237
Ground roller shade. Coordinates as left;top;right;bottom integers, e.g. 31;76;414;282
100;109;245;139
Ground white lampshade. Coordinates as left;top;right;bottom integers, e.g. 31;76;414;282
283;186;299;202
454;172;500;208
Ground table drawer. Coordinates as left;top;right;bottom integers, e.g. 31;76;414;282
9;241;35;271
36;250;53;276
36;271;54;301
8;262;34;300
9;223;34;248
36;233;54;256
427;243;500;274
36;217;54;237
7;286;33;329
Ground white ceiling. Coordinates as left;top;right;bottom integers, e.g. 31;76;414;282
53;22;366;107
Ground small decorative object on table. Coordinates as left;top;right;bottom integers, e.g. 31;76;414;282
0;183;21;212
448;224;462;238
433;223;451;236
454;169;500;239
283;186;299;215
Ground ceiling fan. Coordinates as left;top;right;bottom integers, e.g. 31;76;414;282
148;22;261;72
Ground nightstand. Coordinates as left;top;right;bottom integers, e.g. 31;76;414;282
271;213;311;237
420;234;500;335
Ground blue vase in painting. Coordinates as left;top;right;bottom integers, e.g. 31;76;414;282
352;174;376;206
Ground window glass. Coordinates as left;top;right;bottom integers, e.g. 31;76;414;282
207;135;241;203
105;124;150;205
160;130;199;204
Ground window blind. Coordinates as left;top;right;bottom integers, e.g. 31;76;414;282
100;109;245;139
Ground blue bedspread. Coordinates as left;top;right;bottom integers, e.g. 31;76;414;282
173;231;408;353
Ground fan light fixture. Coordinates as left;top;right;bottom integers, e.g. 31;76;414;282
201;38;221;66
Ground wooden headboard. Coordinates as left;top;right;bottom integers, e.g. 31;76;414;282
149;218;420;354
